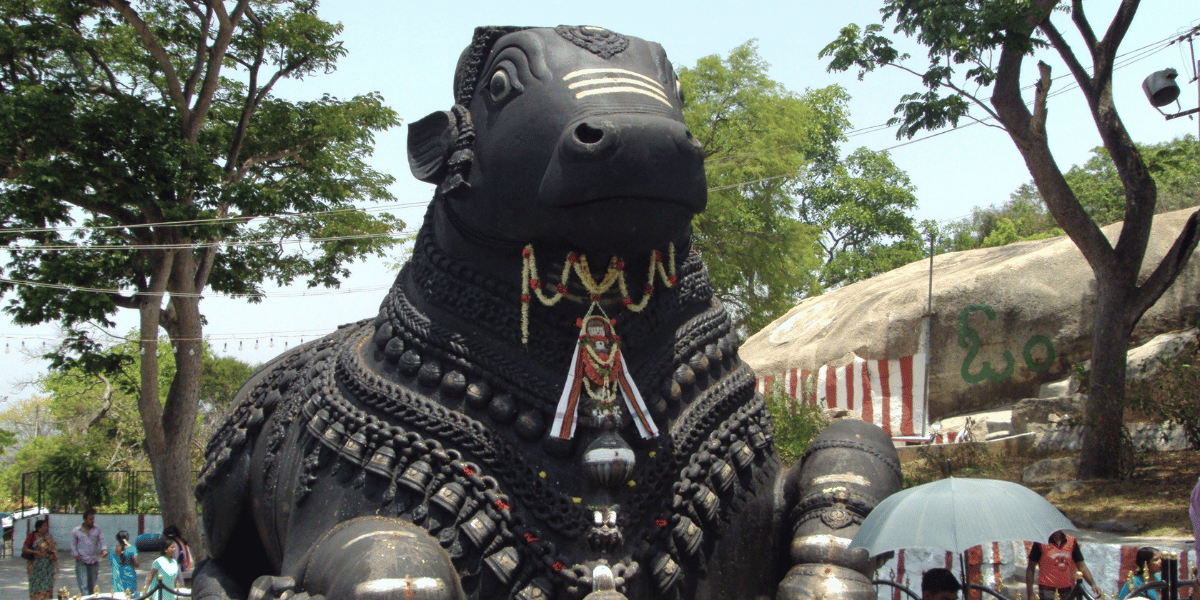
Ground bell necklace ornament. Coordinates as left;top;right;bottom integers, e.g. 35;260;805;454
519;243;676;442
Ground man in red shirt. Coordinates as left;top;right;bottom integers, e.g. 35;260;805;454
1026;530;1100;600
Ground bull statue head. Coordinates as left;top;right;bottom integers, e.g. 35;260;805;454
408;26;706;256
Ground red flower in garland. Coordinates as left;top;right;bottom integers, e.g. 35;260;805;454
523;533;539;544
552;561;566;573
667;275;678;286
590;294;601;302
655;250;663;261
655;519;668;528
616;260;625;271
621;298;633;306
556;283;568;295
567;253;579;264
529;278;540;289
575;318;583;328
521;247;532;259
462;466;476;477
520;294;530;303
644;285;654;295
494;499;510;511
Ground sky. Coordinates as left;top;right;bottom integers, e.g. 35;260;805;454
1;0;1198;403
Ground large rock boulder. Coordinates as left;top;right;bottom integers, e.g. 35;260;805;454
742;208;1200;421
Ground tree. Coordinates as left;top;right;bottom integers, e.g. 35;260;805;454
795;146;922;288
941;136;1199;252
823;0;1200;478
680;42;830;333
41;443;112;510
0;1;404;548
37;335;256;471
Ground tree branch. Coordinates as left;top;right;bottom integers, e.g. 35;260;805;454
1070;0;1099;56
111;294;141;310
85;373;113;429
185;0;249;143
991;30;1116;278
1129;211;1200;326
1030;61;1052;140
1096;0;1140;73
192;202;228;291
99;0;187;115
182;3;213;105
1039;20;1096;104
888;62;1003;124
230;141;325;183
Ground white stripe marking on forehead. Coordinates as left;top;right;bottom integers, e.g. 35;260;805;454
574;86;672;107
563;68;665;90
567;77;668;100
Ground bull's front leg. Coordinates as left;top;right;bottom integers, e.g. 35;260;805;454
775;419;902;600
251;517;464;600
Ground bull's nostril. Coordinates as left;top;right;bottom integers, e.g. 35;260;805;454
575;123;604;145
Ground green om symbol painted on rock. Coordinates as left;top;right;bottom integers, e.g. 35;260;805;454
958;304;1056;384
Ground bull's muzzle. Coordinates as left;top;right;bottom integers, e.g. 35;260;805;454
538;114;707;213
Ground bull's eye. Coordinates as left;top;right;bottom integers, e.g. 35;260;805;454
489;70;512;102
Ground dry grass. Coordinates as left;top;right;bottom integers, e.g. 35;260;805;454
902;446;1199;537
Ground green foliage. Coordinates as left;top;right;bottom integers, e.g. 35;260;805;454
34;335;256;471
820;0;1045;140
796;146;922;288
764;389;828;466
40;443;111;510
1064;136;1200;227
941;137;1200;252
0;428;15;457
0;0;404;530
0;0;404;354
682;41;829;332
683;41;924;330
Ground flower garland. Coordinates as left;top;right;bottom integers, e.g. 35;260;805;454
519;244;676;344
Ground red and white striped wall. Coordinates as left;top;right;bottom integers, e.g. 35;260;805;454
755;353;927;438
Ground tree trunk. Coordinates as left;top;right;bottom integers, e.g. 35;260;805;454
1077;277;1132;479
159;291;205;557
138;250;206;558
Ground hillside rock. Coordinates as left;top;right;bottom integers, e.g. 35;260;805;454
742;208;1200;421
1022;456;1080;484
1011;395;1085;435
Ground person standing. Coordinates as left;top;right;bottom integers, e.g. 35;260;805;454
22;518;58;600
71;509;108;596
1117;547;1163;600
161;525;193;583
1026;530;1100;600
144;540;180;600
922;568;963;600
109;530;139;596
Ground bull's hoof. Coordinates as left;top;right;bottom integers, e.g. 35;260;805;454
775;563;876;600
302;516;464;600
249;576;296;600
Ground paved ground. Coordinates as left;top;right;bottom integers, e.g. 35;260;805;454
0;534;1187;599
0;551;157;598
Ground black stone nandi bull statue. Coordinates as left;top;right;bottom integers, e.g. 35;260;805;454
195;26;901;600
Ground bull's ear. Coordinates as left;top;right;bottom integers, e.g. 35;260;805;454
407;110;458;183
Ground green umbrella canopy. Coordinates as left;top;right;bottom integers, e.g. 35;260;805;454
848;477;1075;557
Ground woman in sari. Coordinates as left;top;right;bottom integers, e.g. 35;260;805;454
109;530;139;596
23;518;58;600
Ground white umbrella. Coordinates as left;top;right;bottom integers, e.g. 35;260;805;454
849;477;1075;557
